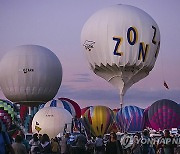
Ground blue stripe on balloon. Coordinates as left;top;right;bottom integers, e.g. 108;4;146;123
61;100;72;114
50;99;57;107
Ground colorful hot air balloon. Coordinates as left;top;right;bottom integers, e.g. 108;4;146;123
0;99;17;130
81;5;160;106
44;98;81;118
82;106;114;137
148;99;180;130
32;107;72;138
19;105;39;133
81;106;92;116
116;106;144;132
0;45;62;106
142;106;152;129
108;108;120;133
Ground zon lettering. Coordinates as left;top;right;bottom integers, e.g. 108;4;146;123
113;26;160;62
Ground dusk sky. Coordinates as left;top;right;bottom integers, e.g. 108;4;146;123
0;0;180;109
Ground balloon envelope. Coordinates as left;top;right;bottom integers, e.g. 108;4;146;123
32;107;72;138
19;105;39;133
148;99;180;130
44;98;81;118
82;106;114;137
0;99;17;130
81;5;160;97
0;45;62;106
116;106;144;132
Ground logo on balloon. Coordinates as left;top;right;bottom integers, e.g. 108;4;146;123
19;68;34;74
83;40;95;51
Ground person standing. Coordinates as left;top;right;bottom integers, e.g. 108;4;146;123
39;134;51;154
60;133;69;154
51;138;60;154
0;122;15;154
163;130;175;154
95;135;104;154
12;135;27;154
29;133;40;154
106;132;123;154
75;133;87;154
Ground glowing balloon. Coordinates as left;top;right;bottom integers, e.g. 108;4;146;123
81;5;160;105
116;106;144;132
43;98;81;118
82;106;114;137
0;45;62;106
148;99;180;130
32;107;72;138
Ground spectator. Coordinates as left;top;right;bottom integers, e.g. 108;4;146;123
131;132;142;154
29;133;40;154
163;129;175;154
20;133;30;153
0;122;15;154
95;135;104;154
75;133;87;154
106;132;123;154
60;133;69;154
51;138;60;154
12;135;27;154
39;134;51;154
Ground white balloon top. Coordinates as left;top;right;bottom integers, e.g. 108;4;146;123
81;5;160;96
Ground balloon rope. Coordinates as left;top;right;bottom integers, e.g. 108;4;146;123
120;93;124;132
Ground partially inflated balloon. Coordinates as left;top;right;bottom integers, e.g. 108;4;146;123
0;99;17;129
82;106;114;137
32;107;72;138
81;5;160;105
43;98;81;118
19;105;39;133
142;106;152;129
116;106;144;132
148;99;180;130
0;45;62;106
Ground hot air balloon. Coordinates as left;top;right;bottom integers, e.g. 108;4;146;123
148;99;180;130
116;106;144;132
32;107;72;138
142;106;152;129
108;108;120;133
81;5;160;107
81;106;92;117
19;105;39;133
43;98;81;118
0;99;17;130
0;45;62;106
82;106;114;137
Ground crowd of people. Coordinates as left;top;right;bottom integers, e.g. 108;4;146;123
1;121;180;154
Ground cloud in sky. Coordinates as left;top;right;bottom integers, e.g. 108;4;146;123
68;73;92;82
57;84;180;109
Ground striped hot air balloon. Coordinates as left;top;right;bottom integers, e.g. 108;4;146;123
43;98;81;118
82;106;114;137
116;106;144;132
19;105;39;133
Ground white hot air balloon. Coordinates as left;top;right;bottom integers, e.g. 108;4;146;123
32;107;72;138
0;45;62;106
81;5;160;107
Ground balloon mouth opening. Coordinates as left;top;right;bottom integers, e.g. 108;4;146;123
14;101;44;107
